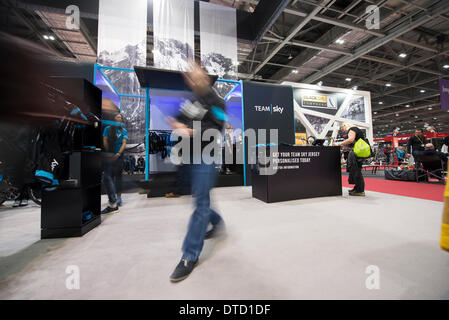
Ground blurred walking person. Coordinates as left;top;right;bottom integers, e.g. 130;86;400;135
168;62;226;282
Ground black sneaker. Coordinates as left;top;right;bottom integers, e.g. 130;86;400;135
349;191;365;196
19;199;28;207
205;221;226;240
170;258;198;282
101;206;119;214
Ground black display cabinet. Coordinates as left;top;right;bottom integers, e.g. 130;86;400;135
41;77;102;239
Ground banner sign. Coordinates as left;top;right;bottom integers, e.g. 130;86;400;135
153;0;195;71
439;78;449;110
200;2;238;78
97;0;147;68
302;94;331;109
97;0;148;145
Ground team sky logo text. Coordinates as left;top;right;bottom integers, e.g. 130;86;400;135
253;104;284;114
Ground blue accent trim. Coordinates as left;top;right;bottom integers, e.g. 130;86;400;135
35;170;54;181
223;83;239;101
98;68;120;96
251;143;277;148
101;120;125;127
145;87;150;181
240;80;246;186
270;103;273;114
97;65;135;73
292;86;296;140
70;108;81;115
119;94;146;98
217;79;241;84
94;63;98;85
52;179;60;186
0;174;3;182
211;106;228;121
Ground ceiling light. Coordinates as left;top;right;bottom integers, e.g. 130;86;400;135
317;81;323;86
43;35;49;40
335;39;345;44
378;102;383;105
405;104;410;108
428;107;433;110
288;54;293;60
291;69;298;74
373;111;377;114
396;113;399;116
433;117;437;120
49;35;55;41
444;65;449;69
399;53;407;58
385;83;391;87
414;115;418;118
352;86;358;90
345;78;352;82
420;89;426;93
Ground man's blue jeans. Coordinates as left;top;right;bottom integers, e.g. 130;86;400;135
182;162;223;261
103;156;123;206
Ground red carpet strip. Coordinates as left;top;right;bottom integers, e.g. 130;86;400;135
342;175;445;202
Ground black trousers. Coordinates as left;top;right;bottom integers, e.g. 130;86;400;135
347;150;365;192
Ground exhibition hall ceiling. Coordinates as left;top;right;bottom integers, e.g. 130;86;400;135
2;0;449;138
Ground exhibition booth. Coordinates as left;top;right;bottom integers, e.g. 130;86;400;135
30;60;376;237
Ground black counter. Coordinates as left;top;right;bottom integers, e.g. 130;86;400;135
251;145;342;203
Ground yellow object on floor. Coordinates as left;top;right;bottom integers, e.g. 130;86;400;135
165;192;180;198
441;164;449;252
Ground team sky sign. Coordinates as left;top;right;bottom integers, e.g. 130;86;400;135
242;81;294;145
253;104;285;114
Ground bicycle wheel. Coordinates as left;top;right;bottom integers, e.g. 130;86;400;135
29;186;41;206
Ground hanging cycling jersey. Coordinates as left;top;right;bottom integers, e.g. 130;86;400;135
148;130;177;159
34;126;64;185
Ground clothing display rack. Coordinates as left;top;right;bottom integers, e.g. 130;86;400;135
41;77;102;239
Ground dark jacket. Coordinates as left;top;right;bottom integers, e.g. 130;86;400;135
176;88;226;152
176;88;226;133
407;135;427;154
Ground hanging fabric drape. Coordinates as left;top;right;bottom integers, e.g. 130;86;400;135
153;0;195;71
200;1;238;78
97;0;147;68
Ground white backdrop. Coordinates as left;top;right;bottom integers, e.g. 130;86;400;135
200;1;237;78
153;0;195;71
97;0;147;68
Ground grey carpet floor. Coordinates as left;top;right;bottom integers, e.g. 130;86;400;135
0;187;448;300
